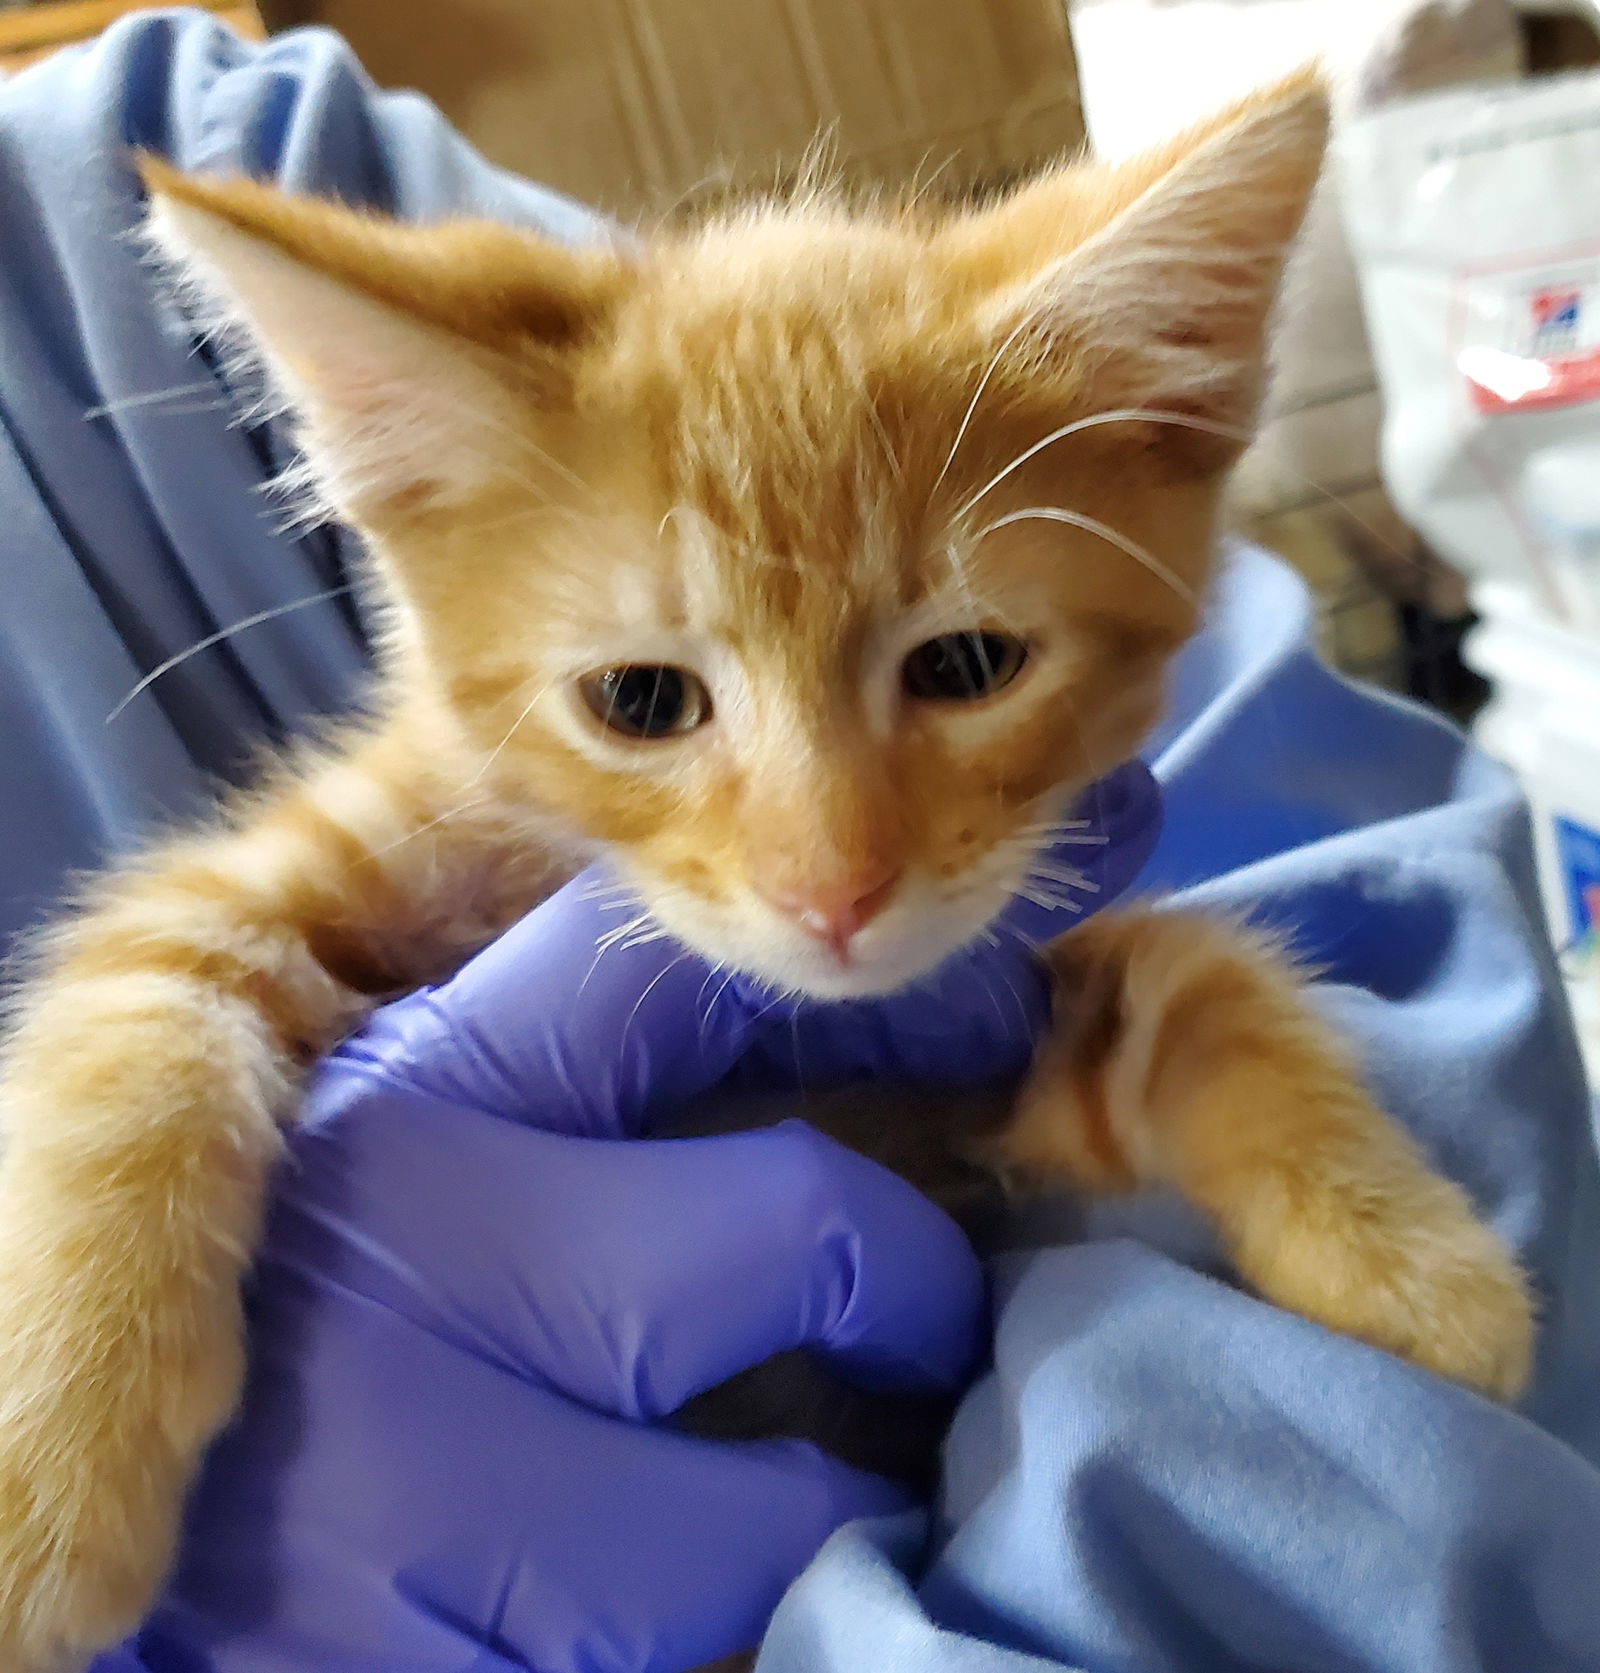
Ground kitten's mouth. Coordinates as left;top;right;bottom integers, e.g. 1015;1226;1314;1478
737;879;1016;1002
803;924;865;971
620;851;1045;1003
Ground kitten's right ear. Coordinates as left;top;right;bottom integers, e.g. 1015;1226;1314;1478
139;157;630;517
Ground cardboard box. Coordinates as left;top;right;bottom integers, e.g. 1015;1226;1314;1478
0;0;260;74
259;0;1085;219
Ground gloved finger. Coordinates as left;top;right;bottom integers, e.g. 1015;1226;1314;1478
458;1428;915;1673
274;1082;986;1413
321;867;763;1139
157;1270;917;1673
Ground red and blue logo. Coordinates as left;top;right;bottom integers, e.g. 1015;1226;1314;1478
1530;285;1583;351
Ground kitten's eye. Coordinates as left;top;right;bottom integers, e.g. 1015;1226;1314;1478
579;665;712;739
902;632;1028;702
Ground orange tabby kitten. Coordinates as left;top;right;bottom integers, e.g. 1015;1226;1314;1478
0;72;1532;1670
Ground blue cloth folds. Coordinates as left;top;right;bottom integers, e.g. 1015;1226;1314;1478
762;553;1600;1673
0;9;600;954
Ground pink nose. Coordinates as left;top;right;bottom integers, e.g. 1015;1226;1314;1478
758;865;902;954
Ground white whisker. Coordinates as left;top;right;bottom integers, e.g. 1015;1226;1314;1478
993;967;1033;1039
698;965;744;1048
692;959;726;1012
952;406;1218;523
978;505;1196;606
862;397;905;490
1028;861;1093;890
1048;406;1249;448
932;312;1035;502
619;928;669;952
1019;826;1110;848
978;969;1015;1036
83;381;222;419
1014;882;1085;913
1072;407;1427;571
573;935;622;1007
1030;866;1100;896
954;419;1090;522
576;878;637;905
373;675;555;864
364;792;488;861
467;679;553;786
593;896;643;915
106;584;355;723
957;402;1424;575
595;911;653;956
617;951;695;1064
487;435;592;502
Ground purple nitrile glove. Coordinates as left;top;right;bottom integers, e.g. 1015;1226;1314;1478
116;765;1158;1673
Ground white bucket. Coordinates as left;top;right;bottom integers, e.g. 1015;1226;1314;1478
1465;582;1600;1078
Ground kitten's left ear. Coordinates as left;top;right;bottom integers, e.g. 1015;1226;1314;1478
140;158;630;517
951;70;1329;462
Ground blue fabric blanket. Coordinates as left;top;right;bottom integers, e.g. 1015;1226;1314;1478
3;14;1598;1670
765;549;1600;1672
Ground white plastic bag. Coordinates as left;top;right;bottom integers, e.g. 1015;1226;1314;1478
1338;72;1600;626
1341;74;1600;1070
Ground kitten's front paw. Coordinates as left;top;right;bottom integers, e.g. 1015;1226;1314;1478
0;1378;186;1671
1240;1182;1535;1401
0;1281;244;1671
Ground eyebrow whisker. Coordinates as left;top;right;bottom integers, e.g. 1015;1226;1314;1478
975;505;1197;605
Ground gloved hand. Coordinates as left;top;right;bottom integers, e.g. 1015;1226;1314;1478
112;764;1159;1673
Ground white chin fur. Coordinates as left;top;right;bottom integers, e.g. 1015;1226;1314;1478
643;880;1014;1002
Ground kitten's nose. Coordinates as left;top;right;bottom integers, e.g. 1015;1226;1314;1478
759;864;902;956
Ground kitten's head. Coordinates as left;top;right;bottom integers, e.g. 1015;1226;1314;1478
143;74;1325;999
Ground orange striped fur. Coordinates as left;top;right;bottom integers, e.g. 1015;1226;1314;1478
0;74;1530;1669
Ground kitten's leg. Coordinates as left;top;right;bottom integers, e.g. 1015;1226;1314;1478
0;720;552;1671
998;907;1534;1400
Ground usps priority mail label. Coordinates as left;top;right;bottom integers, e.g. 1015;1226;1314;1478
1456;255;1600;415
1554;813;1600;953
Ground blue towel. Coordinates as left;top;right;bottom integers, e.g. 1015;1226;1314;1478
764;549;1600;1672
3;15;1597;1670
